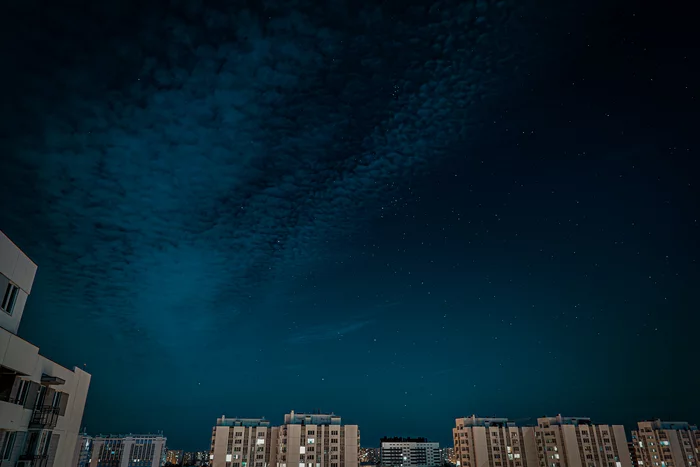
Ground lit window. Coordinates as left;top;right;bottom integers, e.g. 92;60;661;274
300;447;306;454
1;283;19;315
257;439;265;445
661;442;670;446
514;455;521;459
308;439;315;444
227;455;233;462
300;463;305;467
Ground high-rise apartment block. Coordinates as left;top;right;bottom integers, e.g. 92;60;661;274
89;434;167;467
630;420;699;467
0;231;91;467
73;434;93;467
209;411;359;467
453;416;538;467
453;415;633;467
535;415;632;467
379;437;440;467
210;418;277;467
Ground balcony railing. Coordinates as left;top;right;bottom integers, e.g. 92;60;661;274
29;405;60;429
19;453;49;467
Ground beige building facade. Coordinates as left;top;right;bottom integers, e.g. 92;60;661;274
453;415;633;467
210;418;278;467
0;231;91;467
630;420;699;467
453;416;538;467
535;415;631;467
209;412;359;467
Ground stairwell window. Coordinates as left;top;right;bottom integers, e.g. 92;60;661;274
1;283;19;315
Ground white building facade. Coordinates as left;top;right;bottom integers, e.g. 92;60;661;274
380;437;440;467
0;231;91;467
90;434;166;467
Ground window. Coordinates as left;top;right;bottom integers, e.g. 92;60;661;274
14;379;30;405
2;432;17;460
1;283;19;315
308;439;315;444
300;447;306;454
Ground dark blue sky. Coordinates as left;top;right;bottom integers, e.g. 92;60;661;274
1;0;698;452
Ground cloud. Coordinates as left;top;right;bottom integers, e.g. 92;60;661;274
0;0;530;443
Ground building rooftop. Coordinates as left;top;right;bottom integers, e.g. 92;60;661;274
457;415;515;428
285;410;342;426
216;416;271;427
381;437;432;443
93;433;166;439
638;420;698;431
538;415;593;427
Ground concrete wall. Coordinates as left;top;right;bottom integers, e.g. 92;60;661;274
0;231;37;335
0;312;91;466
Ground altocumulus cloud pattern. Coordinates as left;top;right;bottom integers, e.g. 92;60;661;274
0;0;538;438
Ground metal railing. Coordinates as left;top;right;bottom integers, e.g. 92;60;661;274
29;405;60;429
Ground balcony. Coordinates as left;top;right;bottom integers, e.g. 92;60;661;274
18;453;49;467
29;405;60;429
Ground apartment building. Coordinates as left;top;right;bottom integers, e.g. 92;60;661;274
90;434;167;467
280;411;359;467
0;231;91;467
535;415;632;467
210;417;278;467
209;411;359;467
72;434;93;467
453;415;538;467
630;420;699;467
379;437;440;467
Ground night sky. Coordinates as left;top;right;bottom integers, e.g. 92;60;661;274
1;0;698;453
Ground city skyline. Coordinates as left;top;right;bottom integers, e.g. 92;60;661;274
1;0;698;454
